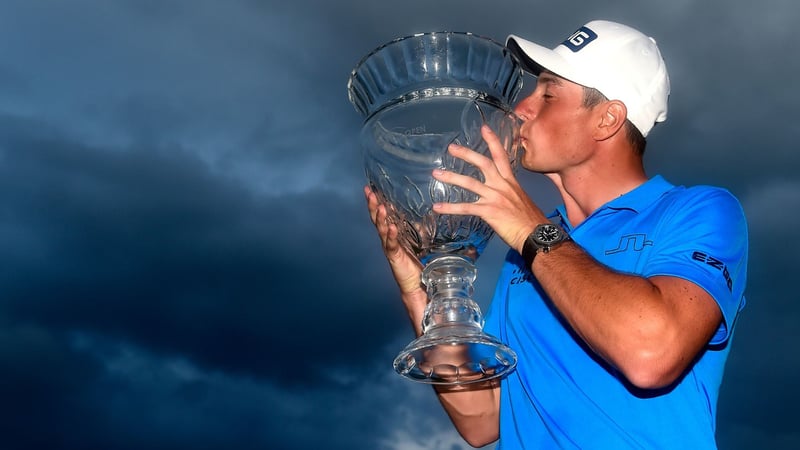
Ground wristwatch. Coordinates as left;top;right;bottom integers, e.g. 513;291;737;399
521;223;571;267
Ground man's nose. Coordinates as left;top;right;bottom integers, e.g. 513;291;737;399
514;97;536;122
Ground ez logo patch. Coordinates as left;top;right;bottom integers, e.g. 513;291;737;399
562;26;598;52
692;251;733;292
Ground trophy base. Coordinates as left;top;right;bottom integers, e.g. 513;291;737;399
393;324;517;385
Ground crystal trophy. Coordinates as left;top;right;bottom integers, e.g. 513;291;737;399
347;32;523;384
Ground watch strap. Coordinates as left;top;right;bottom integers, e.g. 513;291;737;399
521;233;539;268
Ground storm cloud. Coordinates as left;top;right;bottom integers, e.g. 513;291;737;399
0;0;797;449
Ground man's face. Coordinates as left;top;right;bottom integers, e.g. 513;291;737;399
513;72;597;173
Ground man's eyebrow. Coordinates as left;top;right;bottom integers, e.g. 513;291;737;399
537;72;562;85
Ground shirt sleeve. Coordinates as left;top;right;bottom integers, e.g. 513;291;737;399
642;186;748;345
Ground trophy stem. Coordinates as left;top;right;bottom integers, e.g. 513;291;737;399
393;255;517;385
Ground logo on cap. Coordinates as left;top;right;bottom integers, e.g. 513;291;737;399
562;26;598;52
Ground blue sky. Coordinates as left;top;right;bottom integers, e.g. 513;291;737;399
1;0;798;449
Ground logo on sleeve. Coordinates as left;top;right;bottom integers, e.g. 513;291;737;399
562;27;598;52
692;251;733;292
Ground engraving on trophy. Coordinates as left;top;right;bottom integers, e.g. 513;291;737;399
397;125;427;135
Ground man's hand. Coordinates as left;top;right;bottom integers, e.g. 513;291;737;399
364;186;427;332
431;125;548;254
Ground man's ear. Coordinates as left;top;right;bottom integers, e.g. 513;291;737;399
594;100;627;140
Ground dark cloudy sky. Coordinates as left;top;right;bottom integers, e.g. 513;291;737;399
1;0;797;449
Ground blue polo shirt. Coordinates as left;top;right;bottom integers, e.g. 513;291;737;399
484;175;748;449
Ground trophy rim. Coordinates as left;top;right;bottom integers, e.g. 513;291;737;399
347;30;508;78
347;31;524;119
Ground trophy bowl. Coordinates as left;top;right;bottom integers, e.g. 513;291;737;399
348;32;523;385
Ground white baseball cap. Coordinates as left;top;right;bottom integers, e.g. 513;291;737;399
507;20;670;137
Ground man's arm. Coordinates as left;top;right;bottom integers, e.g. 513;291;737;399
364;186;501;446
531;242;721;388
434;381;501;447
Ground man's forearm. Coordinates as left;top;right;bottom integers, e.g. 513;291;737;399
533;242;657;356
399;287;501;447
530;241;720;388
399;288;428;336
435;382;500;448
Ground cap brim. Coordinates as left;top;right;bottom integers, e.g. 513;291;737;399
506;35;584;86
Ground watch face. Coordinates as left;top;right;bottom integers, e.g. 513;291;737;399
535;224;561;244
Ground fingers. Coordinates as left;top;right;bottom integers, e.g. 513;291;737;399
431;198;474;216
375;202;390;236
446;141;496;178
481;125;515;180
363;187;424;295
445;125;514;182
365;185;381;225
432;167;486;197
436;124;521;203
364;185;402;252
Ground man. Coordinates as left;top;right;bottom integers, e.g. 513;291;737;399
365;20;748;449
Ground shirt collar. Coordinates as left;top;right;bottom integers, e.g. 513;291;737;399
550;175;675;231
604;175;674;212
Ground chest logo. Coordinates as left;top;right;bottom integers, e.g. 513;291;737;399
605;234;654;255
